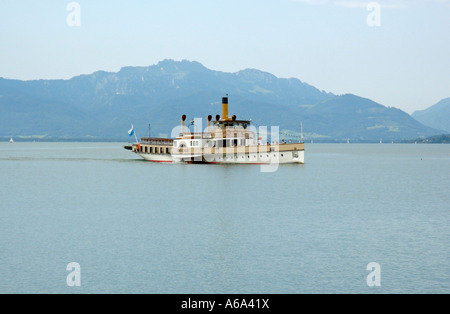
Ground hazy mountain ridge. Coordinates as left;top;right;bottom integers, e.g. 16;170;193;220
412;98;450;133
0;59;445;141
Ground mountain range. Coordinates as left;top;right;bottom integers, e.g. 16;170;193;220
412;98;450;134
0;59;446;142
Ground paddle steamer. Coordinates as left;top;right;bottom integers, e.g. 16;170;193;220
126;97;304;164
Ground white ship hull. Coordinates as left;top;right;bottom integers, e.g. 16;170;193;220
137;152;173;163
207;150;304;164
172;150;304;164
136;150;304;164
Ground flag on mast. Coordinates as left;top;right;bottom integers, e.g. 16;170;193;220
128;124;138;143
128;124;135;137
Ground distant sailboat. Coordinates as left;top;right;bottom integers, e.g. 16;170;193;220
9;138;14;143
347;138;350;144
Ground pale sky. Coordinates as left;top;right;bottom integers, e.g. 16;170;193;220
0;0;449;113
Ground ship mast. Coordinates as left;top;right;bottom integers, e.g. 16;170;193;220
300;121;304;143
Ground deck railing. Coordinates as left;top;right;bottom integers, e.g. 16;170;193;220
140;137;174;145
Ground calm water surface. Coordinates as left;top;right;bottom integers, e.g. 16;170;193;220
0;142;449;293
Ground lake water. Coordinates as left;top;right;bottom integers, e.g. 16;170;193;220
0;142;449;294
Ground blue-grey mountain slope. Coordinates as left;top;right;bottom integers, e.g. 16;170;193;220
412;98;450;133
0;59;444;141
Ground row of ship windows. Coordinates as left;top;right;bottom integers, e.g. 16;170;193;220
138;148;297;159
174;139;251;148
140;146;170;154
216;154;285;159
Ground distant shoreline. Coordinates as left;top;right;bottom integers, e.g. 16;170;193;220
1;137;128;143
2;136;449;144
